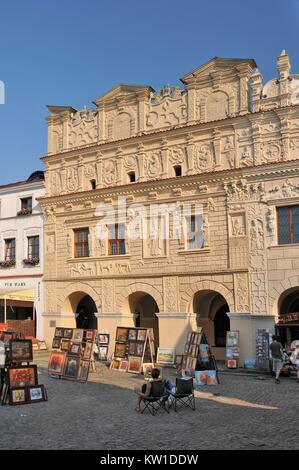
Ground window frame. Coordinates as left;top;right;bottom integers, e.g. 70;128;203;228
5;238;16;261
27;235;40;259
185;214;204;250
277;205;299;245
74;228;90;258
108;223;126;256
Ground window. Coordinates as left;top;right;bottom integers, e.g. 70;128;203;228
5;239;16;261
90;180;96;190
108;224;126;255
174;165;182;177
74;228;89;258
277;206;299;244
28;236;39;259
21;197;32;211
128;172;136;183
186;214;204;250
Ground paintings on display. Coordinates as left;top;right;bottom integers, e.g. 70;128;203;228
226;331;240;368
98;333;110;362
0;337;47;406
48;327;98;383
111;327;155;374
156;348;176;365
256;329;270;371
180;329;219;386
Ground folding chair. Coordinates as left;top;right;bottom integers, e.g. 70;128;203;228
168;378;195;412
140;380;170;416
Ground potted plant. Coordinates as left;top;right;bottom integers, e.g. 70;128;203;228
0;259;16;268
23;257;40;266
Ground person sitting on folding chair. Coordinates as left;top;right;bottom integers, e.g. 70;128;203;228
134;368;161;412
166;377;196;412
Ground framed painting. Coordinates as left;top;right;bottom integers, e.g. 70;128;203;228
54;327;64;338
99;346;109;361
156;348;175;365
128;329;137;341
39;341;47;351
3;332;13;346
8;365;38;388
98;334;110;345
9;387;27;406
78;361;90;382
226;347;233;359
69;342;81;356
114;342;126;358
128;342;136;355
52;338;61;349
27;385;47;403
135;342;144;357
63;328;73;339
194;371;208;386
187;332;193;343
128;356;142;374
83;341;93;360
206;370;218;386
9;340;33;363
119;360;129;372
199;344;209;362
191;345;198;357
226;331;239;348
194;333;201;345
60;339;71;352
116;327;128;342
72;329;84;343
85;330;95;341
63;357;80;379
111;358;121;370
137;329;147;342
227;359;238;369
48;351;67;375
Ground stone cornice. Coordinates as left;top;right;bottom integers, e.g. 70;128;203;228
41;104;299;163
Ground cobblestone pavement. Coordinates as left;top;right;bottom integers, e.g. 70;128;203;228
1;352;298;450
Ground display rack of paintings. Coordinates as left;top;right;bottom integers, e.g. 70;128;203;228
226;331;240;368
111;327;155;374
256;329;270;372
48;327;98;383
180;328;220;386
98;333;110;362
0;338;47;406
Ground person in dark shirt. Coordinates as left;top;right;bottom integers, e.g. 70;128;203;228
269;335;283;384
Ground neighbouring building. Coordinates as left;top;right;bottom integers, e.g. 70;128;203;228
39;51;299;362
0;171;45;339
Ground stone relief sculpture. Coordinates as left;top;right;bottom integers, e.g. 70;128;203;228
231;215;246;237
103;160;117;185
46;234;56;254
71;263;94;277
66;167;79;192
194;143;214;171
239;146;253;167
250;219;264;250
206;91;229;121
146;85;187;130
69;107;98;148
145;152;162;178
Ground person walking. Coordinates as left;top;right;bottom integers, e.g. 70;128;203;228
290;344;299;383
269;335;283;384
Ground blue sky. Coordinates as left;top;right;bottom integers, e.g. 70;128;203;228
0;0;298;185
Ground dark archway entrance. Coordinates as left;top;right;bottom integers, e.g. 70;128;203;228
277;288;299;346
193;290;230;348
76;295;97;329
128;292;159;351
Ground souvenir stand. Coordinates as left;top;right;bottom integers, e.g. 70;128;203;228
179;328;220;385
226;331;240;368
0;337;47;406
48;327;98;383
110;327;155;374
256;329;270;372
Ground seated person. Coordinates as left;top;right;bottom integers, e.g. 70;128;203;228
134;368;161;412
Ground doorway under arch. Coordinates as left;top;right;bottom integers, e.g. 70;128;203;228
62;292;98;329
193;290;230;349
277;287;299;345
127;291;159;351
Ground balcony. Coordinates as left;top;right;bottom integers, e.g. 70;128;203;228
23;257;40;266
0;259;16;268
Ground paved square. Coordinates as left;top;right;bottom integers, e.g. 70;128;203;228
0;352;298;450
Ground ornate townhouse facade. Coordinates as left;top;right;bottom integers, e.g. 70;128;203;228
40;52;299;360
0;172;45;339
